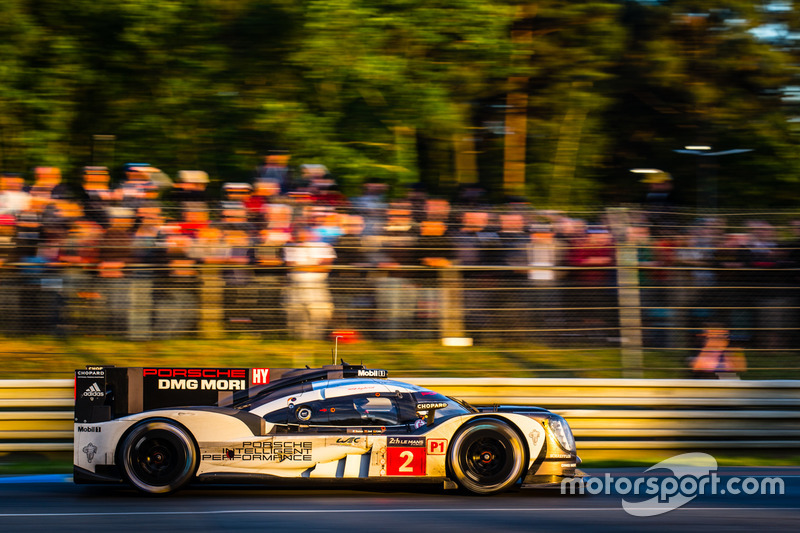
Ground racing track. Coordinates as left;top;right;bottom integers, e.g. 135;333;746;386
0;468;798;533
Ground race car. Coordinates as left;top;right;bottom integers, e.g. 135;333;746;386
74;363;582;495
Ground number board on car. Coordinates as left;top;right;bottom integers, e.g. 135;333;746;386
386;437;426;476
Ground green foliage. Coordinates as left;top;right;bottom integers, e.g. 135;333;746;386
0;1;797;205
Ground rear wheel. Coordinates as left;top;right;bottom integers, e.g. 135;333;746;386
449;419;526;495
119;419;197;494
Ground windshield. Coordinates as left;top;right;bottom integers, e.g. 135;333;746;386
411;391;474;421
448;396;478;413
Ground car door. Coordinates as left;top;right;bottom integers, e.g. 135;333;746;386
269;392;412;478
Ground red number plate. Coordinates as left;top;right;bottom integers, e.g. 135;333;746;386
386;447;426;476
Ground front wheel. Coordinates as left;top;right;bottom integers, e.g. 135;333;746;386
448;419;526;495
119;419;197;495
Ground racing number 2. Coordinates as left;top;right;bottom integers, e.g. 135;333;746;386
386;446;425;476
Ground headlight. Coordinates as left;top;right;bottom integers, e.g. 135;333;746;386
548;415;576;453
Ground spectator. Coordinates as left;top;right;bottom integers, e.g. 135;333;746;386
454;210;501;341
351;178;387;236
373;203;418;340
128;206;166;340
497;213;530;340
156;224;200;337
32;167;71;200
415;200;455;339
0;173;31;216
311;207;343;245
676;219;721;332
528;219;561;342
252;204;292;337
691;325;747;379
255;151;292;194
245;181;281;222
745;220;784;349
119;166;159;209
178;202;210;239
283;226;336;340
96;207;135;336
80;166;118;227
564;225;617;341
331;214;373;336
170;170;209;205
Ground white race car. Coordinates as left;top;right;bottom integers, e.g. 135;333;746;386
74;364;582;495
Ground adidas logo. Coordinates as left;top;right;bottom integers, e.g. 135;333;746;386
82;382;104;398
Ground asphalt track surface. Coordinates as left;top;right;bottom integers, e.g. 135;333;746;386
0;468;797;532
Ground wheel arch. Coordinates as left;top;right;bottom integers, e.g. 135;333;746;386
115;416;201;493
445;414;530;488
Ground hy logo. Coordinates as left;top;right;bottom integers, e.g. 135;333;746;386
621;452;717;517
82;382;104;399
252;368;270;385
82;442;98;463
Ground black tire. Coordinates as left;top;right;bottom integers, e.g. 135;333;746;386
119;419;198;495
448;418;526;495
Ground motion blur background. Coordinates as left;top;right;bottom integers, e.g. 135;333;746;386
0;1;799;380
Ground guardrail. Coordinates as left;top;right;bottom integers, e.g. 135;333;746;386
404;378;800;455
0;379;74;452
1;379;798;456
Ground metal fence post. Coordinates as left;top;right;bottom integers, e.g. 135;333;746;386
440;267;464;339
200;266;224;339
609;208;644;378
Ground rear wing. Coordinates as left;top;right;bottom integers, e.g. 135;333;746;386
74;366;276;424
74;363;388;423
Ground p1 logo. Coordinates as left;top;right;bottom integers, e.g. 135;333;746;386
427;438;447;455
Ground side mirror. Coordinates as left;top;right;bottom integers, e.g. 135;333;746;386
425;410;435;427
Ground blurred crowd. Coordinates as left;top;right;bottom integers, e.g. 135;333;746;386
0;156;797;356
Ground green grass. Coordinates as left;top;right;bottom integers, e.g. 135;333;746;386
0;335;797;379
0;453;72;475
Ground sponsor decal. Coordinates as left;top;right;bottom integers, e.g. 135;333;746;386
252;368;270;385
348;427;385;434
141;368;249;411
77;426;101;433
83;442;97;463
77;369;105;378
202;441;312;462
81;382;104;399
143;368;247;379
427;438;447;455
415;402;448;410
156;378;246;391
386;437;426;476
356;369;387;378
345;385;377;392
388;436;425;448
336;437;361;445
